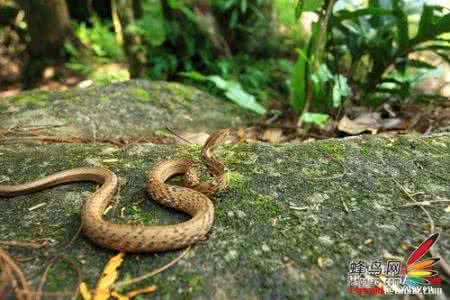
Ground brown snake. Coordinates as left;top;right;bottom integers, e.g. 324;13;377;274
0;129;229;253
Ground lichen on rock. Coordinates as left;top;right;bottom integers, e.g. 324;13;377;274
0;80;254;141
0;134;449;298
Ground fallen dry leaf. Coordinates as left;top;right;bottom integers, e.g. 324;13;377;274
80;252;126;300
79;252;157;300
127;286;157;298
261;128;283;143
381;118;404;130
337;114;381;135
111;291;129;300
79;282;92;300
94;252;126;300
110;285;157;299
237;127;259;143
177;132;210;145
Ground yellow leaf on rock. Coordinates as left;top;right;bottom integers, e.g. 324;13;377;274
110;286;157;299
127;285;157;298
111;291;129;300
94;289;111;300
79;282;92;300
94;252;126;300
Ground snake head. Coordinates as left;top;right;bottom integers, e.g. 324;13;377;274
184;162;201;188
202;129;231;153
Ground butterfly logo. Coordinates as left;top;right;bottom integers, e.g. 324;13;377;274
400;233;442;287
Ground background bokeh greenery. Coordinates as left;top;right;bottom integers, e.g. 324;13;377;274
0;0;449;126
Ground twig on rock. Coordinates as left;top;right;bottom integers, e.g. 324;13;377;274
113;246;191;289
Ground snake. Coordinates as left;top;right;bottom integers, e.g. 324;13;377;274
0;129;229;253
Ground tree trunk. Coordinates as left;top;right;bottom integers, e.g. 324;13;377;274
115;0;147;78
17;0;71;59
15;0;74;87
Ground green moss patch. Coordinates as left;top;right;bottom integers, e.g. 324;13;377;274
0;134;449;298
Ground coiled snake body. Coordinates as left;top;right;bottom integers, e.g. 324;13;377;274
0;129;229;253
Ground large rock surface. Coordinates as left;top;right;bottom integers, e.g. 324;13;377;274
0;80;254;142
0;134;449;299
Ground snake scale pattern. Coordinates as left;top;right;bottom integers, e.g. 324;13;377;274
0;129;229;253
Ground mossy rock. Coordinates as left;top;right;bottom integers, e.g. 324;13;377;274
0;134;449;299
0;80;254;141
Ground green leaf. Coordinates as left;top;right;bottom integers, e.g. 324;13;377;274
304;0;324;12
381;77;405;85
295;0;304;20
436;50;450;64
295;0;323;20
181;72;266;114
241;0;248;13
207;75;228;89
412;7;450;45
407;59;435;69
230;9;239;28
375;86;405;95
290;47;309;113
169;0;198;22
301;112;329;127
436;12;450;35
223;81;266;114
368;0;382;27
415;5;434;43
64;41;79;57
332;75;351;108
414;43;450;52
333;8;393;21
179;71;207;82
392;0;409;52
415;93;448;103
312;64;333;83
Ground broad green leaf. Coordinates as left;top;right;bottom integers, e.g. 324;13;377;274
407;59;435;69
381;77;405;85
414;43;450;52
303;0;324;12
295;0;304;20
207;75;229;89
415;5;434;43
312;64;333;83
309;18;328;72
311;64;333;105
290;47;309;113
436;13;450;36
332;75;351;108
295;0;324;20
181;72;265;114
411;7;449;45
392;0;409;52
301;112;329;127
436;50;450;64
368;0;382;27
179;71;207;81
224;82;267;115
